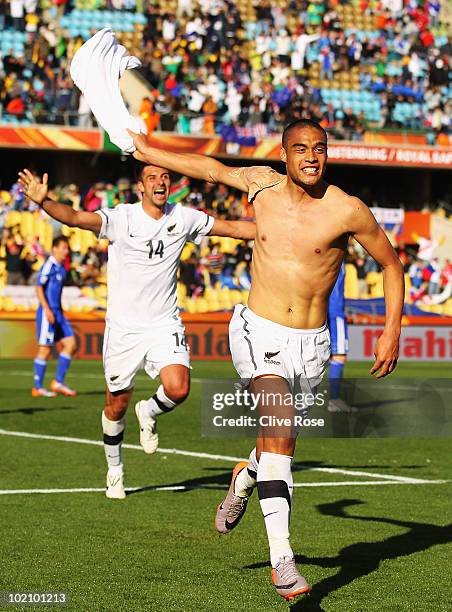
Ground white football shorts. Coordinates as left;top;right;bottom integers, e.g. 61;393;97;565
229;304;331;392
103;320;190;392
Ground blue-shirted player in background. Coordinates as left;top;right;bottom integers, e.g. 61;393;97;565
33;236;77;397
327;261;357;412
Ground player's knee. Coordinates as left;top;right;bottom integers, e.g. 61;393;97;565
62;336;76;354
163;381;190;404
36;346;51;360
331;354;346;364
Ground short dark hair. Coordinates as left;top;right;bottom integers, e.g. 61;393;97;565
134;161;147;182
282;119;328;149
52;236;69;248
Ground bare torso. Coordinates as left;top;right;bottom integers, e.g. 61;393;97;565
248;179;352;328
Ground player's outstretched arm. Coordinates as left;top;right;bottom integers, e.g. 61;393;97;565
18;169;102;234
128;130;251;192
348;197;404;378
209;219;256;241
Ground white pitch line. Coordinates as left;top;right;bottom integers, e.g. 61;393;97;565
0;477;448;497
0;428;447;485
0;428;247;463
308;466;428;484
3;370;204;384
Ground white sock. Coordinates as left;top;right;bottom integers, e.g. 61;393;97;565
143;385;177;418
102;411;125;470
234;448;258;497
257;451;294;567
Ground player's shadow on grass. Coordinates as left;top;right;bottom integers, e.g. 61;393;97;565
244;499;452;612
128;465;426;498
126;466;232;496
291;500;452;611
0;405;75;415
352;396;417;409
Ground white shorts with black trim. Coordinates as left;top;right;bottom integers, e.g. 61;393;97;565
103;320;190;392
229;304;331;392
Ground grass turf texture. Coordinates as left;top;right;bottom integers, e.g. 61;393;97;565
0;359;451;612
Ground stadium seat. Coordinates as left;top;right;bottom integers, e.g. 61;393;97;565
345;264;359;299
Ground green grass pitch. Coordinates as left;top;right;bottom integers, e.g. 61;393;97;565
0;358;451;612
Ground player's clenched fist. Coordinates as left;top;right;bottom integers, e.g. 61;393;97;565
18;169;49;206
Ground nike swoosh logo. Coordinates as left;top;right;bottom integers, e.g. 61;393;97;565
273;580;297;590
263;511;278;519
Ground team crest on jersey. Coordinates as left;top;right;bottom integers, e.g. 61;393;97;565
167;224;176;233
264;351;281;365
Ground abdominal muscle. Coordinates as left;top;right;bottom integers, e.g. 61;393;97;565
247;248;344;329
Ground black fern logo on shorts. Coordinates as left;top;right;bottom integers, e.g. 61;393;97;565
265;351;280;360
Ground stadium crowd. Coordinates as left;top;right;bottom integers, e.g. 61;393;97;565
0;0;450;141
2;174;451;307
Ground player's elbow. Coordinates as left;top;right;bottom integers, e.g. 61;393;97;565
206;160;226;184
382;256;404;276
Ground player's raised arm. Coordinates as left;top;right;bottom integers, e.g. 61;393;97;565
128;130;251;192
18;169;102;234
347;197;404;378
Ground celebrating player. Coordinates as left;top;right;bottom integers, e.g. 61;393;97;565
128;120;404;602
327;261;357;412
33;235;77;398
18;165;255;500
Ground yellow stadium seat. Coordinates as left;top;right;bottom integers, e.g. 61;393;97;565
404;274;412;300
94;285;108;299
81;287;95;298
345;263;358;299
229;290;242;304
184;299;197;314
5;211;21;228
2;297;16;311
195;298;209;313
429;304;444;314
177;282;187;298
367;272;384;297
20;211;33;240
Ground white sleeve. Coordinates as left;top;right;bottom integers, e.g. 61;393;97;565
95;208;119;242
184;207;215;245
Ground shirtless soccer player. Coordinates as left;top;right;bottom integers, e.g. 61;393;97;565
18;165;255;500
128;119;404;602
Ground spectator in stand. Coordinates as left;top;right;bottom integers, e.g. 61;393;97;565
5;227;25;285
139;97;160;134
202;240;225;286
0;0;450;139
427;258;441;295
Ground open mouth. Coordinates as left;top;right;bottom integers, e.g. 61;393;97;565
302;167;319;176
154;188;167;197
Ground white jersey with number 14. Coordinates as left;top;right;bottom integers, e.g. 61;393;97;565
96;202;214;331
